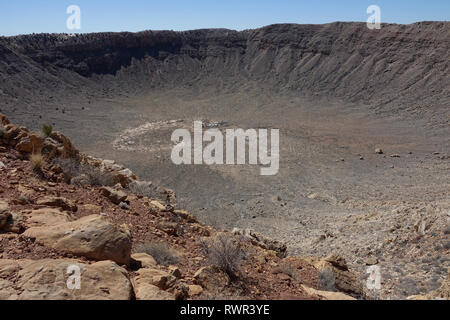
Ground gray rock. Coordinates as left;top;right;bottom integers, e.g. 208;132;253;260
100;186;127;205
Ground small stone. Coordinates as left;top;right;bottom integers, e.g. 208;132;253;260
278;273;291;281
156;221;178;236
119;202;130;210
375;148;383;154
100;187;127;205
365;257;379;266
168;266;182;278
188;285;203;297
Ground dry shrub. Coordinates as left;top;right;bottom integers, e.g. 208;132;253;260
53;158;80;178
30;153;45;174
127;180;157;198
318;268;337;292
53;157;115;186
82;166;116;186
201;233;245;280
134;242;180;266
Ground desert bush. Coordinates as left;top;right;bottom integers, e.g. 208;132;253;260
41;124;53;138
318;268;337;292
30;153;45;174
134;242;180;266
127;180;156;198
53;158;81;181
0;126;5;139
201;234;245;280
18;194;29;204
82;166;116;186
280;265;298;281
53;157;115;186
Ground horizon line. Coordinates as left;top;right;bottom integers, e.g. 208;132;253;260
2;20;449;37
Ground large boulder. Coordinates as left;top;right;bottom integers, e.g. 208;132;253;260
23;215;132;265
132;283;174;300
48;131;79;158
24;207;75;228
301;285;356;300
16;133;43;153
0;259;132;300
303;254;364;298
0;279;18;300
131;265;176;300
134;268;176;291
3;125;24;145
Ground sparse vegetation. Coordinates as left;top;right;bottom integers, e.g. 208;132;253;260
53;157;115;186
53;158;80;180
82;165;116;186
318;268;337;292
18;194;29;204
0;125;5;139
30;153;45;175
201;234;245;280
41;124;53;138
134;242;180;266
280;265;298;281
127;180;156;198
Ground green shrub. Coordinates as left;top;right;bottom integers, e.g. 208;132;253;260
42;124;53;137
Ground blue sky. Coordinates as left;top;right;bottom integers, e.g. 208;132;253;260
1;0;449;36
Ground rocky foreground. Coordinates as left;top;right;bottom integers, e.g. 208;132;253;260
0;113;365;300
0;114;448;300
